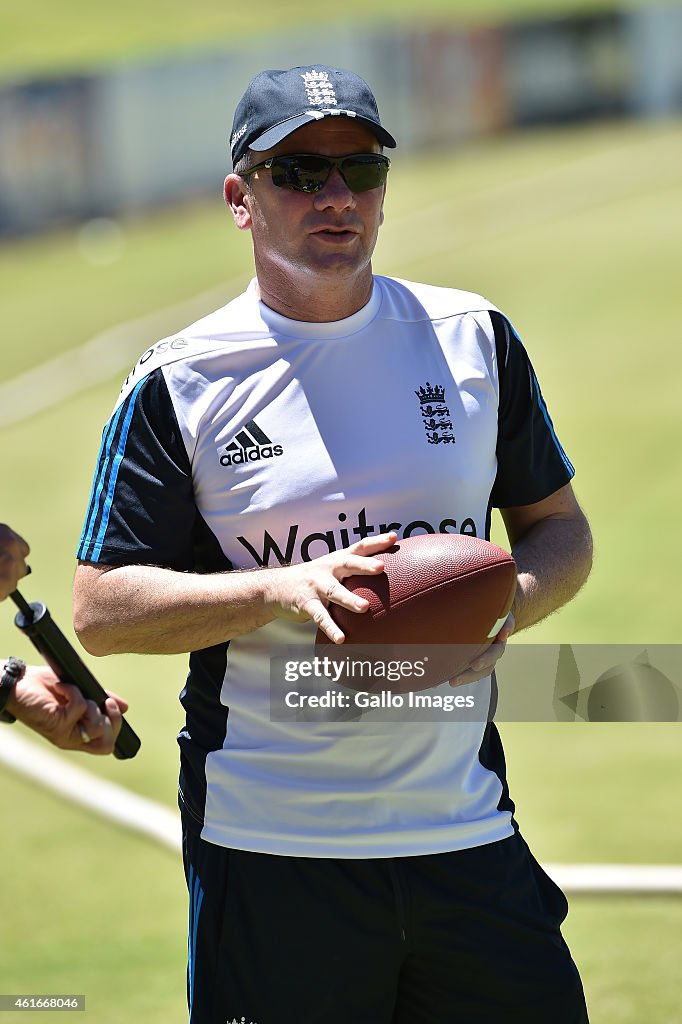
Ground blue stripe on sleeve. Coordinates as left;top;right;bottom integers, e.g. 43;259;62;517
77;403;127;560
88;379;148;561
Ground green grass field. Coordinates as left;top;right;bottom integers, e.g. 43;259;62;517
1;120;681;1022
0;0;662;79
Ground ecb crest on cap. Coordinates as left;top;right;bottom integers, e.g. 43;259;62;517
301;70;338;107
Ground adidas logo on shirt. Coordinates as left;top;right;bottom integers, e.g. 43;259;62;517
219;420;284;467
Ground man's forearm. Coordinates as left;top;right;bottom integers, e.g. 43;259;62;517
509;512;593;633
73;534;395;655
73;563;279;656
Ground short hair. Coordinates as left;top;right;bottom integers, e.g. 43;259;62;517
233;151;254;180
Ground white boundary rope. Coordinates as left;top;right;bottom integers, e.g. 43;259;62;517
544;862;682;895
0;729;181;852
2;730;682;894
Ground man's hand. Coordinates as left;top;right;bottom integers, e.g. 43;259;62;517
0;523;30;601
265;532;398;644
449;611;515;687
7;665;128;755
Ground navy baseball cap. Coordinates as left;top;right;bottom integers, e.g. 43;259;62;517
229;65;397;168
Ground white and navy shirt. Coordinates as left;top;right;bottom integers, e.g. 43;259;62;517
78;276;574;857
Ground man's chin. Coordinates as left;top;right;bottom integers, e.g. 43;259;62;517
301;244;369;276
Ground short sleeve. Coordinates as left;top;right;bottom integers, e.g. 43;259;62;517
489;311;575;508
77;369;198;568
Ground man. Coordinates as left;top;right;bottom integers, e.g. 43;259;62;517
73;66;593;1023
0;521;125;753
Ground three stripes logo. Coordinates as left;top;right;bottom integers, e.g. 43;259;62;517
219;419;284;467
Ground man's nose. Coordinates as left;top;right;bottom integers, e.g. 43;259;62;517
312;168;355;210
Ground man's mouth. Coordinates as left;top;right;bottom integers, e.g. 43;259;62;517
311;226;359;241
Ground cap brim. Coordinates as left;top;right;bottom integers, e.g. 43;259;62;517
250;112;396;153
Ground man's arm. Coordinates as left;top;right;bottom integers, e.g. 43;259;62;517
73;532;398;655
450;483;592;686
501;481;593;632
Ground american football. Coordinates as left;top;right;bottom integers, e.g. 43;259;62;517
316;533;517;689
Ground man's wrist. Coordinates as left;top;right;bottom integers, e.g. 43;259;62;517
0;656;26;723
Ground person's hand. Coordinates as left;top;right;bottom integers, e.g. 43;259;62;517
266;532;398;644
0;523;30;601
449;611;515;687
7;665;128;755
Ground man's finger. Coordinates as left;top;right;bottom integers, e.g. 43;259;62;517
348;531;397;556
449;640;508;687
306;601;346;645
104;696;124;740
51;679;89;715
336;554;386;578
325;579;370;613
75;704;116;755
104;689;129;714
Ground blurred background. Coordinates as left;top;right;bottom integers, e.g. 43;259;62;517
1;1;680;1021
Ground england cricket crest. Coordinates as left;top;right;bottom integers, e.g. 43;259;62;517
415;382;456;444
301;69;338;107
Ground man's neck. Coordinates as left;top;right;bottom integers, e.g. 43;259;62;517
254;269;374;324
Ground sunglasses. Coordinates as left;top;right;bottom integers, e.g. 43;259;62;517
241;153;390;194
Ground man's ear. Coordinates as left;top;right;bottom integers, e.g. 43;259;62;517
224;174;252;230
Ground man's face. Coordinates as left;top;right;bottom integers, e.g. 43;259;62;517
227;118;386;304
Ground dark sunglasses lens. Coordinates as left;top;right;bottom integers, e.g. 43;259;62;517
341;156;389;192
271;156;330;192
270;155;389;193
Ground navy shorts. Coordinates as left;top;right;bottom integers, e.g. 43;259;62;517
182;825;589;1024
